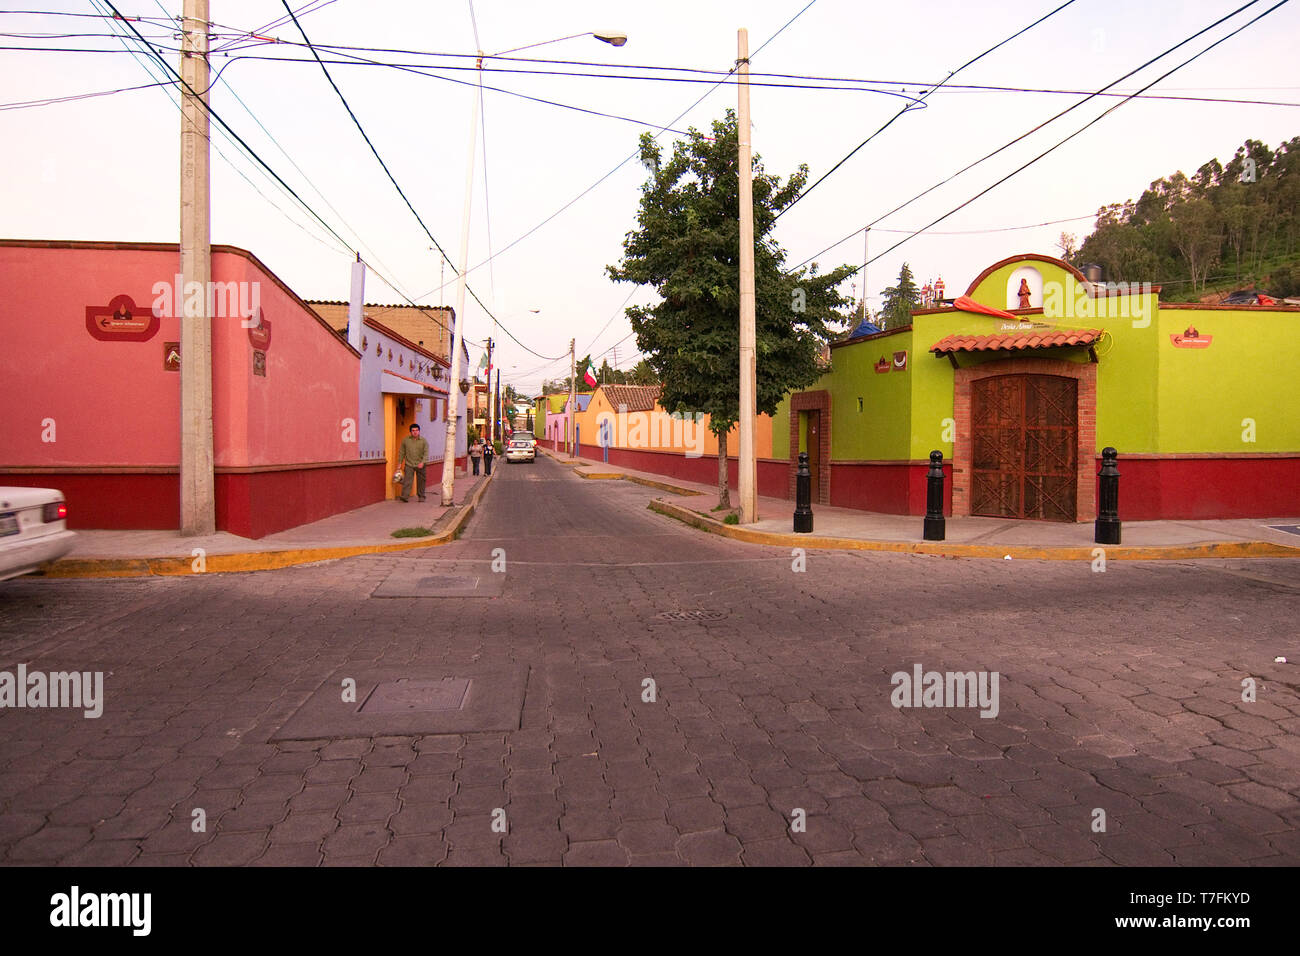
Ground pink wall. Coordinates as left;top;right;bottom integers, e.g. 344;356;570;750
0;241;368;535
1;243;183;466
0;242;359;470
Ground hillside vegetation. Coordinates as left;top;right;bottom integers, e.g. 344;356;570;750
1070;137;1300;301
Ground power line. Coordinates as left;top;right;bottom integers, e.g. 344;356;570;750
793;0;1274;270
278;1;563;362
774;0;1078;223
406;0;821;303
832;0;1291;281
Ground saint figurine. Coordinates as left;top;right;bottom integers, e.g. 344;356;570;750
1017;278;1032;309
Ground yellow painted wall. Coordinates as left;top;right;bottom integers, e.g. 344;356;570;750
579;387;773;457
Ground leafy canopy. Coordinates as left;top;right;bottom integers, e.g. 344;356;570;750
606;110;855;435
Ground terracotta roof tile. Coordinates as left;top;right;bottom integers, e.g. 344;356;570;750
600;384;662;412
930;328;1103;354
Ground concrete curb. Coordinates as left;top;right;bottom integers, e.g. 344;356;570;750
575;470;702;497
40;472;497;579
648;498;1300;562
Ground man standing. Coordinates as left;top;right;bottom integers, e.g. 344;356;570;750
397;423;429;502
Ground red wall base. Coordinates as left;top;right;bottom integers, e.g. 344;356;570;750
575;444;787;494
217;463;385;538
1109;456;1300;521
0;473;180;529
3;462;387;538
829;461;953;516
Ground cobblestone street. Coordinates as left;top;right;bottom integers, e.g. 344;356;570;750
2;454;1297;866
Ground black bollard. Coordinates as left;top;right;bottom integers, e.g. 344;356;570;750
1095;446;1121;544
923;450;946;541
793;452;814;533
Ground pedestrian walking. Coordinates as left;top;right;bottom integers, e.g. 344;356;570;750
470;436;483;475
483;439;495;475
396;423;429;502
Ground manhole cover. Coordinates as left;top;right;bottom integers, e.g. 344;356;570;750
359;678;471;713
656;609;727;622
370;569;503;598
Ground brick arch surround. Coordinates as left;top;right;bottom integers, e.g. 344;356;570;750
788;390;831;505
952;357;1097;520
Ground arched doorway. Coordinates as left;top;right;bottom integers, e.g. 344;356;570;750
970;373;1078;521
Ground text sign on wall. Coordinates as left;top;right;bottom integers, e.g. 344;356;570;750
86;294;160;342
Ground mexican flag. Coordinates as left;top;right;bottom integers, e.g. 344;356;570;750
583;363;598;388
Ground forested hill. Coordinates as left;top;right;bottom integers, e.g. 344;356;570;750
1069;137;1299;301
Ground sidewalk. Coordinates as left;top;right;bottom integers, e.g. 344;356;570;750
544;447;1300;560
42;471;494;577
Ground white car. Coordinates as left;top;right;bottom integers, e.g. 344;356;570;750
0;487;77;582
505;438;536;463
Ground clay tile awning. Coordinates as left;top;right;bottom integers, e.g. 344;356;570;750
930;328;1104;355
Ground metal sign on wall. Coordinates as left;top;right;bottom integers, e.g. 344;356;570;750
86;294;160;342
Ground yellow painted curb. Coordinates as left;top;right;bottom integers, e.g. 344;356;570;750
572;469;702;497
41;473;497;579
648;498;1300;562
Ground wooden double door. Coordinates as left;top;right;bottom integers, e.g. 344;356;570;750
970;374;1077;521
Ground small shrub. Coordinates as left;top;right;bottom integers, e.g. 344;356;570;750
392;526;432;538
722;513;739;525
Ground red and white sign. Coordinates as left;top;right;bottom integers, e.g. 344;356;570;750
1170;326;1212;349
247;310;272;350
874;356;890;374
85;294;160;342
892;350;908;371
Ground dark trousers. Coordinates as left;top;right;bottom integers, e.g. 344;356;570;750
484;453;493;475
400;466;426;500
471;456;481;475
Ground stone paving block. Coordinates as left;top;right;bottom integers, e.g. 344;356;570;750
564;840;629;867
675;828;742;866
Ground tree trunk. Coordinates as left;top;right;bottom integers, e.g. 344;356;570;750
717;429;731;510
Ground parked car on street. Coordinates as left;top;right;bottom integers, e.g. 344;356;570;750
0;487;77;582
506;437;536;463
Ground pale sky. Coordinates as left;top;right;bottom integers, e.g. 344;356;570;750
3;0;1297;397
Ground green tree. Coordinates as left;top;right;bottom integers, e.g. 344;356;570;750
607;110;854;509
879;263;921;329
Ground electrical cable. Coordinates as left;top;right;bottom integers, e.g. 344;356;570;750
774;0;1078;223
793;0;1273;269
828;0;1291;281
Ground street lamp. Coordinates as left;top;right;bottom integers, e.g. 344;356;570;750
440;33;626;504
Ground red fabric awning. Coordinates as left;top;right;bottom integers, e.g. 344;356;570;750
951;295;1017;320
931;328;1103;354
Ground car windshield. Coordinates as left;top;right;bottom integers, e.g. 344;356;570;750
514;432;534;440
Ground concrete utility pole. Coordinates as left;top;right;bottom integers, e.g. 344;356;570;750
568;338;576;458
860;227;870;322
179;0;215;536
440;51;483;506
484;336;494;445
736;27;757;525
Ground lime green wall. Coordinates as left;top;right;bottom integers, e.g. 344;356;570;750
1157;307;1299;453
534;399;546;437
772;403;790;459
773;255;1298;464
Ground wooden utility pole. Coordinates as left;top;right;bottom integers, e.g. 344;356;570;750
568;338;576;458
736;27;757;525
179;0;215;535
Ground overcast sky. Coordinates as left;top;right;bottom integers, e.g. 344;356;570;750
3;0;1297;396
